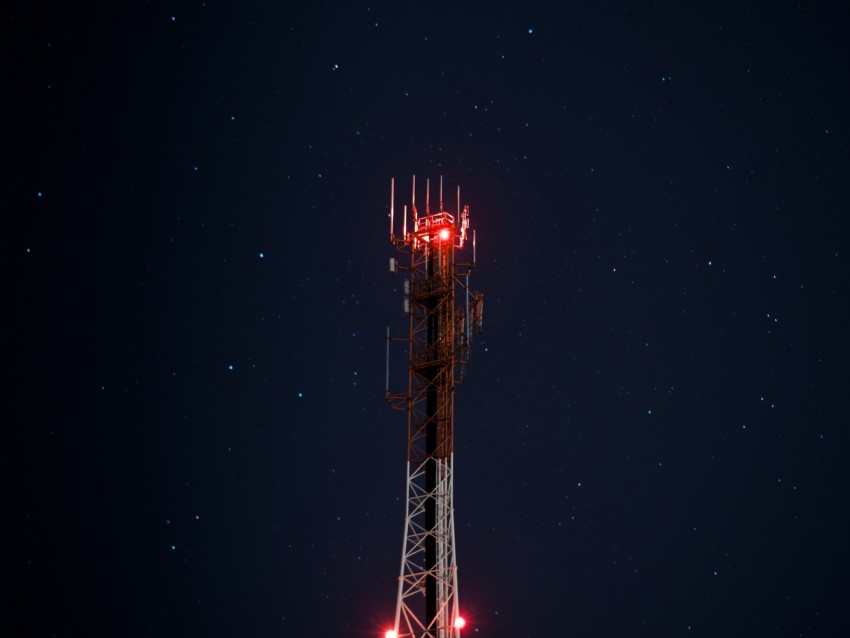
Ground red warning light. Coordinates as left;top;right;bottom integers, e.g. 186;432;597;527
439;227;451;241
454;616;466;630
385;630;398;638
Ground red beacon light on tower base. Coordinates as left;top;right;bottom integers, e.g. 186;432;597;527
384;616;465;638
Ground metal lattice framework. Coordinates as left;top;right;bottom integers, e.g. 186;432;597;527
385;176;482;638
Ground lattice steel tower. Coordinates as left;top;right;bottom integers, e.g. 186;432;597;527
384;176;483;638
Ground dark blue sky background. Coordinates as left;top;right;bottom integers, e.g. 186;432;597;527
5;1;848;636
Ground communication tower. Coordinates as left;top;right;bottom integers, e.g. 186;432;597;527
384;176;483;638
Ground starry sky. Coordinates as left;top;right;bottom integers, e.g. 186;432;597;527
6;1;849;636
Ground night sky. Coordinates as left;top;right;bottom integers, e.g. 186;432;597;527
6;1;849;636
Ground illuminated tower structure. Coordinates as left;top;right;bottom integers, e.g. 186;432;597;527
384;176;483;638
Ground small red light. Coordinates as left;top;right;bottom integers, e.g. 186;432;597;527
385;630;398;638
439;228;451;241
454;616;466;630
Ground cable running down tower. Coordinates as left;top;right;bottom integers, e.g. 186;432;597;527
384;176;483;638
